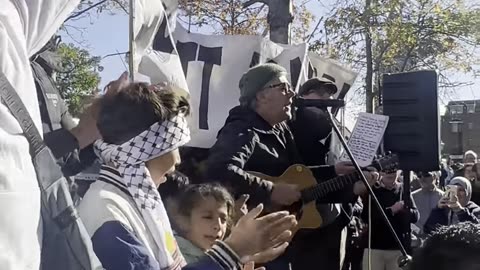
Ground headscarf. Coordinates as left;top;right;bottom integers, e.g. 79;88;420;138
95;114;190;269
450;176;472;202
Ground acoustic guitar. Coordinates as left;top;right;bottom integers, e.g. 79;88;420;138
249;154;399;236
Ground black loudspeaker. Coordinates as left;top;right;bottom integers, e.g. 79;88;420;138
382;70;440;172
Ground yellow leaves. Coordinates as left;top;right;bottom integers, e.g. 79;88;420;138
291;1;314;42
178;0;269;35
433;3;442;15
177;0;313;37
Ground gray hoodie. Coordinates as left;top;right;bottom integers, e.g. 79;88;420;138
412;187;444;234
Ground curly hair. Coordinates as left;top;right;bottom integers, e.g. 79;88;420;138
410;222;480;270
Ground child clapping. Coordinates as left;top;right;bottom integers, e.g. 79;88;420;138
174;184;235;263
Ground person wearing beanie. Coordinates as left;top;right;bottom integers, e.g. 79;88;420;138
207;63;298;209
206;64;377;270
424;176;480;235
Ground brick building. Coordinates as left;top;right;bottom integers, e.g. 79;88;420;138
441;99;480;161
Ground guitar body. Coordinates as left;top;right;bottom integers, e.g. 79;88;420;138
250;164;323;235
247;154;399;237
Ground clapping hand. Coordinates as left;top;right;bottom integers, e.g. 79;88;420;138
234;194;250;223
243;261;265;270
224;204;297;264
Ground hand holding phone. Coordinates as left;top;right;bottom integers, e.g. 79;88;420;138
444;185;458;203
437;196;450;209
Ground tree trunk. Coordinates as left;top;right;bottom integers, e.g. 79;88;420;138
269;0;293;44
243;0;293;44
364;0;374;113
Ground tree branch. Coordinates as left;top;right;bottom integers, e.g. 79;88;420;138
101;51;129;60
66;0;109;22
111;0;129;14
61;24;89;47
400;45;416;71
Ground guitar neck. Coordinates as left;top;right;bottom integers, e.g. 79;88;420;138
301;171;361;203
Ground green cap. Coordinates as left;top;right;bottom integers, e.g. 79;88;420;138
238;63;288;105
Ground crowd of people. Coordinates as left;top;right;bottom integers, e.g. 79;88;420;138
1;1;480;270
342;150;480;270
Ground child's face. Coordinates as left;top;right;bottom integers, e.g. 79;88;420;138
187;197;228;250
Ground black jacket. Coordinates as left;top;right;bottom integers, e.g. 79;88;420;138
31;54;95;177
423;201;480;235
206;106;339;208
361;185;419;250
291;106;331;167
206;106;301;207
291;106;356;228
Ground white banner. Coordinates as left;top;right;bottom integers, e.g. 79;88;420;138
172;25;308;148
134;0;189;95
307;52;358;100
134;1;358;148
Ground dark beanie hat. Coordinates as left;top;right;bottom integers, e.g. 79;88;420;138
298;77;338;96
238;63;288;105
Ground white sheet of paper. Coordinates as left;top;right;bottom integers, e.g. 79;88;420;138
340;112;389;167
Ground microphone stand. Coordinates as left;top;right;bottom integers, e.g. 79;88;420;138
323;108;412;268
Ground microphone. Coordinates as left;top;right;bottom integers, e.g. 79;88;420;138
293;97;345;108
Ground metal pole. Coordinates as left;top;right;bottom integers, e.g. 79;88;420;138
129;0;135;81
325;109;412;267
402;170;412;255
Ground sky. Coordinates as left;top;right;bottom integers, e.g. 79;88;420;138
60;1;479;127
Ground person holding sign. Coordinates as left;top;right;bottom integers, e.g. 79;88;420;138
206;64;377;270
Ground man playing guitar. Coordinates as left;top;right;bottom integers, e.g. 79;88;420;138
206;64;378;270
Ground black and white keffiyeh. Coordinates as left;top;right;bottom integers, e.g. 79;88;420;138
94;114;190;269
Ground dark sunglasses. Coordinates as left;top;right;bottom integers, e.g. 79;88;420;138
265;82;293;94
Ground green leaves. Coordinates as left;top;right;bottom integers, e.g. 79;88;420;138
56;43;101;117
315;0;480;111
177;0;314;42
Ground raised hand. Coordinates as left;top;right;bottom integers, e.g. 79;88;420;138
70;72;129;148
243;261;266;270
234;194;250;223
224;204;297;264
